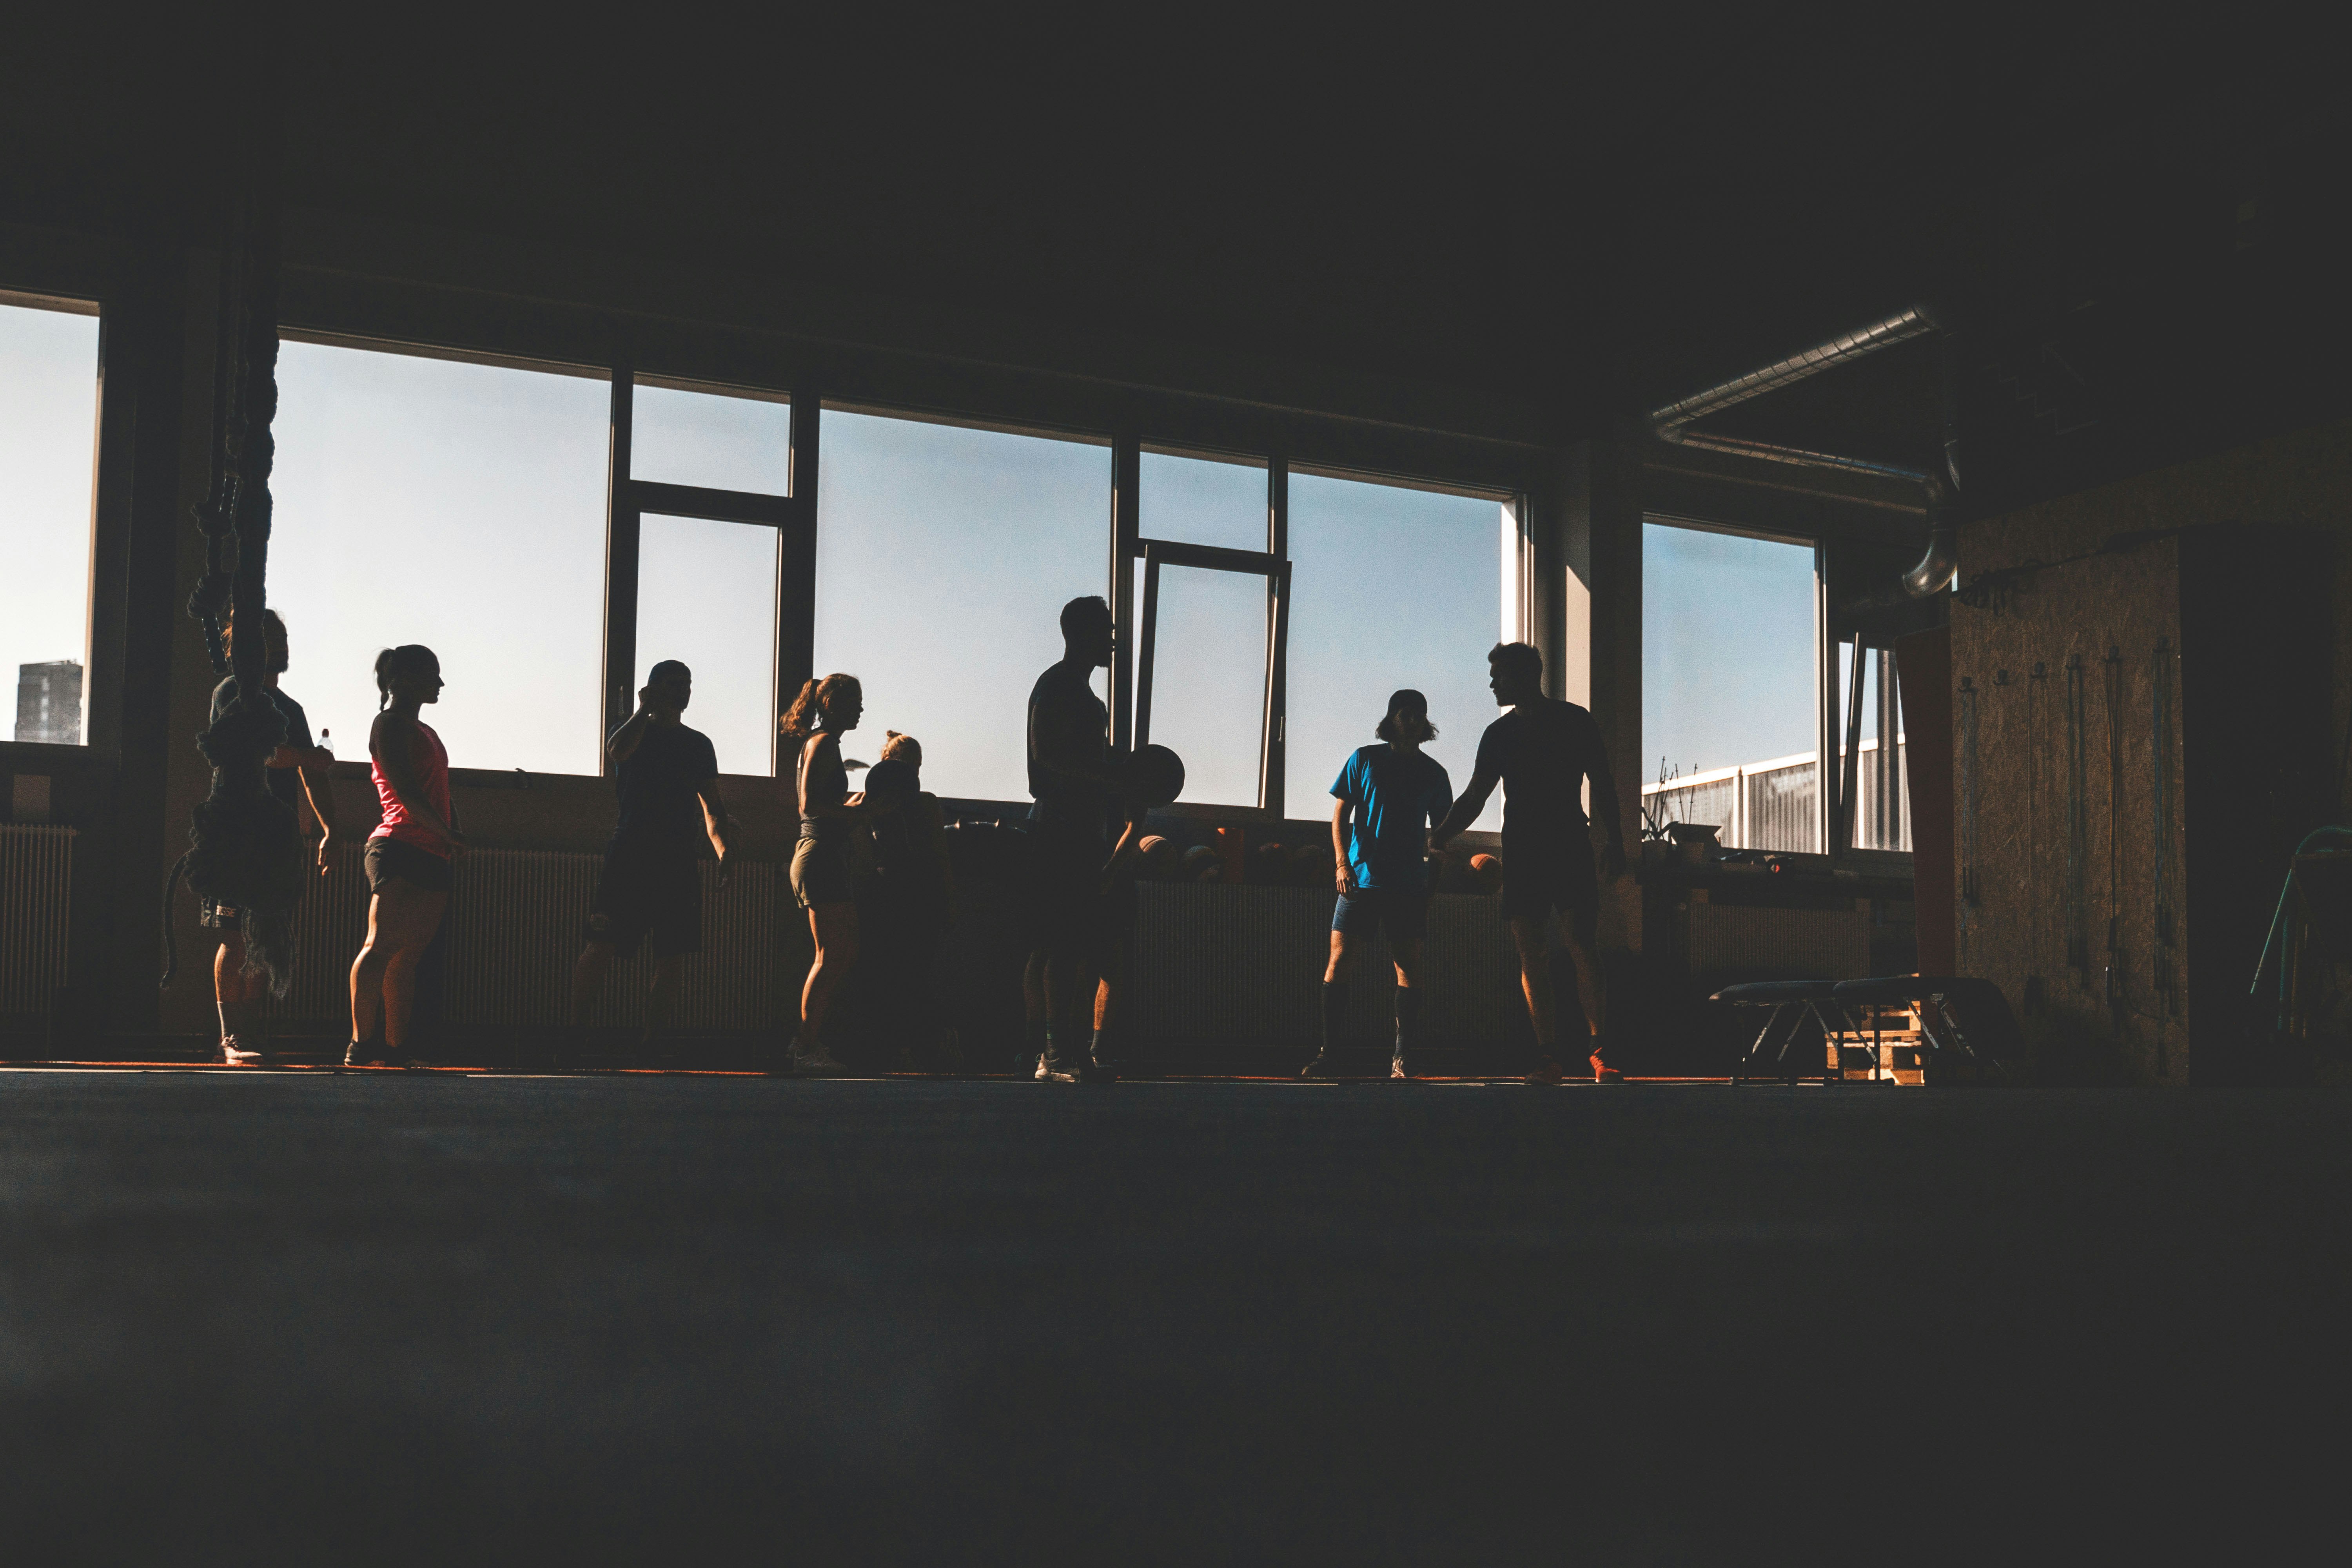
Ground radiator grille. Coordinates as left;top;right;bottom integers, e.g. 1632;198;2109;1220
1131;884;1530;1050
0;824;73;1016
279;843;782;1034
1684;901;1866;982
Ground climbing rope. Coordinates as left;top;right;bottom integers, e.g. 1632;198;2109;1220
163;35;305;996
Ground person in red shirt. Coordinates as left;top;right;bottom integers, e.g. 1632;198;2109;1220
347;644;463;1069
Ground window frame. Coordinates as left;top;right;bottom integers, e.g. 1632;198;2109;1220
0;280;116;768
1641;510;1912;864
267;291;1554;811
603;366;813;779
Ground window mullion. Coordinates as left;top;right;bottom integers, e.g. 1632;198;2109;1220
776;396;820;777
600;365;638;775
1261;457;1288;815
1109;434;1140;755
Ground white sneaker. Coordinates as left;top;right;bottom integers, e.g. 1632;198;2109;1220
217;1036;264;1067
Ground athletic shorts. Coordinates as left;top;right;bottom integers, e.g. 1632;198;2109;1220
1027;826;1130;960
1499;836;1598;922
585;842;701;960
1332;885;1430;944
365;836;454;895
791;833;854;910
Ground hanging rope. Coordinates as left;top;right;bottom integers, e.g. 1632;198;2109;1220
163;20;305;995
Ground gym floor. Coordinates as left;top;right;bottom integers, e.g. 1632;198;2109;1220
4;1069;2345;1561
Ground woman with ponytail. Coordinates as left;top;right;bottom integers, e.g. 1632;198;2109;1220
779;673;867;1075
347;644;462;1069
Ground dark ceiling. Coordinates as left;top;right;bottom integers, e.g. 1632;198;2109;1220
6;4;2345;499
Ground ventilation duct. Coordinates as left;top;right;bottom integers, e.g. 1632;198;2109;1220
1648;305;1958;597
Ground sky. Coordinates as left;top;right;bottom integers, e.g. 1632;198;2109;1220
21;326;1848;818
1;300;101;744
1641;524;1819;786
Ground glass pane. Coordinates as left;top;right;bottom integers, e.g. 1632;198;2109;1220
817;410;1108;800
637;514;779;776
1140;448;1267;551
1143;564;1268;808
1642;523;1816;850
1;298;100;745
273;341;608;774
630;381;793;494
1287;473;1509;831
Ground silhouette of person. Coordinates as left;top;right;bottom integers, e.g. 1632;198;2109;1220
348;644;461;1069
780;672;869;1075
1025;595;1138;1083
1305;689;1453;1080
1430;642;1626;1083
569;659;734;1057
857;732;958;1070
205;608;339;1065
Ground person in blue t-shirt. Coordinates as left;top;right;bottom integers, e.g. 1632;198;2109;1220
1303;689;1453;1080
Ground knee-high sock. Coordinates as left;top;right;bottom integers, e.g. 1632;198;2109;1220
1393;986;1421;1055
1321;981;1345;1056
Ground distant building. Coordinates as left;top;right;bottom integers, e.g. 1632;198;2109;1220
16;661;83;745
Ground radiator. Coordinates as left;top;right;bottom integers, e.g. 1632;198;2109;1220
279;843;784;1034
0;823;73;1017
1684;900;1866;983
1129;884;1530;1050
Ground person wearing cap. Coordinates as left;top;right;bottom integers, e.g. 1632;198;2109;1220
570;659;733;1056
1304;689;1454;1080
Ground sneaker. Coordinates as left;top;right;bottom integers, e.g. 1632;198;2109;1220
1525;1055;1565;1085
1038;1059;1116;1084
1590;1051;1624;1084
344;1040;431;1070
788;1042;849;1077
217;1036;265;1067
1299;1050;1341;1080
1390;1054;1410;1081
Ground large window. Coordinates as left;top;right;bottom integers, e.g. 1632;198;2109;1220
637;513;780;775
816;410;1108;800
1132;450;1278;808
270;334;1537;806
272;340;609;774
1288;471;1511;830
1642;520;1817;849
1;294;101;746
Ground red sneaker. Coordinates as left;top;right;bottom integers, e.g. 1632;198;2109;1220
1525;1056;1565;1085
1590;1051;1623;1084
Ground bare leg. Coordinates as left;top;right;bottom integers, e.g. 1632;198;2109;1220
801;903;859;1045
1561;910;1606;1038
1390;936;1423;991
1023;951;1048;1030
350;882;448;1049
1323;928;1354;985
646;953;684;1038
570;941;615;1027
1507;914;1557;1054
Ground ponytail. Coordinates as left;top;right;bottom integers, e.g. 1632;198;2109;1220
375;644;438;710
780;673;859;742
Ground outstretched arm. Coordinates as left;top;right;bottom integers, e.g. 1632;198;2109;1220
1429;767;1500;850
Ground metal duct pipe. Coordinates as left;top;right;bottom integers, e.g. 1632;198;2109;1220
1647;303;1957;597
1647;304;1941;440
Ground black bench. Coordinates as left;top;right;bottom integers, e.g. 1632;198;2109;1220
1710;980;1851;1085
